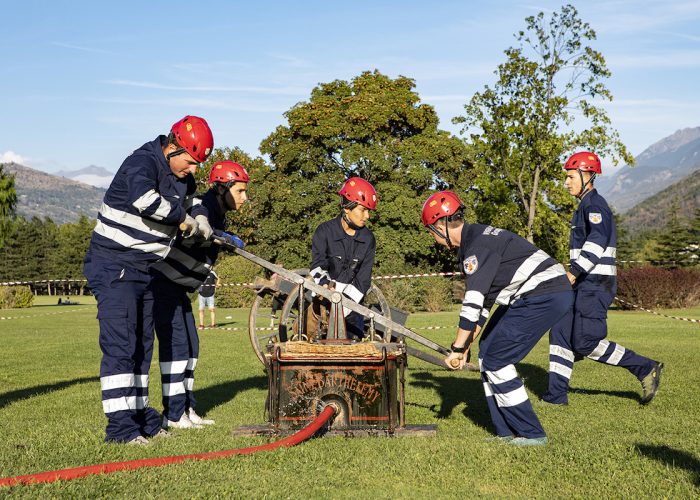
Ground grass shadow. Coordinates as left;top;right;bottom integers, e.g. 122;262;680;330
517;362;642;403
636;444;700;486
518;362;549;398
409;371;493;431
0;376;99;410
569;387;640;402
195;376;267;414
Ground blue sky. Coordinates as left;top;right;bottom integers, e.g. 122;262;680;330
1;0;699;175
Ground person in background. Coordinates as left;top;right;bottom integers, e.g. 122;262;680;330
198;269;219;329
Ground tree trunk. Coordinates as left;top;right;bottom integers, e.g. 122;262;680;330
526;165;541;243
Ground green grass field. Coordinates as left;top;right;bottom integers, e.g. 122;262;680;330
1;296;699;497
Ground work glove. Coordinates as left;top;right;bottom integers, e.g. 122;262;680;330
195;215;214;240
221;232;245;248
181;214;199;238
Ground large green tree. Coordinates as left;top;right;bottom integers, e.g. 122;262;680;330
49;215;95;279
657;200;692;268
454;5;633;259
254;70;471;271
0;164;18;248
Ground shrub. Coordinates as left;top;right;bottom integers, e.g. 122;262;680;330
617;267;700;309
375;276;455;313
0;286;34;309
208;254;261;308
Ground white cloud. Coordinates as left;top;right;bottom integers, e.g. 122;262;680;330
0;151;27;164
422;94;469;103
592;0;700;34
608;50;700;69
50;41;115;55
267;53;313;68
88;96;287;114
101;79;308;95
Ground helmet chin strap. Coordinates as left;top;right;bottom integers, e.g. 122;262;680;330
341;200;362;231
216;184;237;211
428;221;453;248
342;210;362;231
576;171;596;199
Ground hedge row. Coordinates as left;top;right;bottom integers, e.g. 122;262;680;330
616;267;700;310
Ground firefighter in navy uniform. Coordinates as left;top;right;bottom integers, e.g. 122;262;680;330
422;191;573;446
543;152;663;405
151;161;248;430
83;116;214;444
306;178;377;340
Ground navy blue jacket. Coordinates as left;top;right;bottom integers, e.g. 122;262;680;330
457;224;570;331
568;189;617;290
86;136;206;272
310;216;376;304
151;189;226;291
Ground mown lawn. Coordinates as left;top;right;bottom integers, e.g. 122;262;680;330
0;296;699;498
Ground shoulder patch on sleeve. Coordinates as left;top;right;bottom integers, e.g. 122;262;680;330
463;255;479;275
589;212;602;224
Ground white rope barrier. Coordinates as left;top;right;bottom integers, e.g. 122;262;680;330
614;297;700;324
0;308;87;320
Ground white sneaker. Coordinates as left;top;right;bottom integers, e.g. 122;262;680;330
126;435;149;446
153;428;173;439
188;408;215;426
162;413;203;430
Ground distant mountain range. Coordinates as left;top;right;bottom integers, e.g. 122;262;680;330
54;165;114;189
2;162;104;224
597;127;700;213
621;169;700;236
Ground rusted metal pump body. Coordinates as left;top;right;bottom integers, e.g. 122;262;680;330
266;341;406;435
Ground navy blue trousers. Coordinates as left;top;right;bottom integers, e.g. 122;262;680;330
346;311;365;340
479;291;573;438
545;284;656;404
152;275;200;422
84;254;161;442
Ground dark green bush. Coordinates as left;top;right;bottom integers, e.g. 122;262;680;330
0;286;34;309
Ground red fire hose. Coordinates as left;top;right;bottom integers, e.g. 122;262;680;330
0;405;335;488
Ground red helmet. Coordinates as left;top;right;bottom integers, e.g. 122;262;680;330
564;151;602;174
338;177;377;210
171;115;214;163
209;161;249;185
421;191;464;226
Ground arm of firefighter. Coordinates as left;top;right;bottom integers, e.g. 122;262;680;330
477;304;491;328
458;247;500;333
334;236;376;316
184;194;208;219
309;228;332;287
128;161;185;225
446;325;482;370
570;206;613;279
